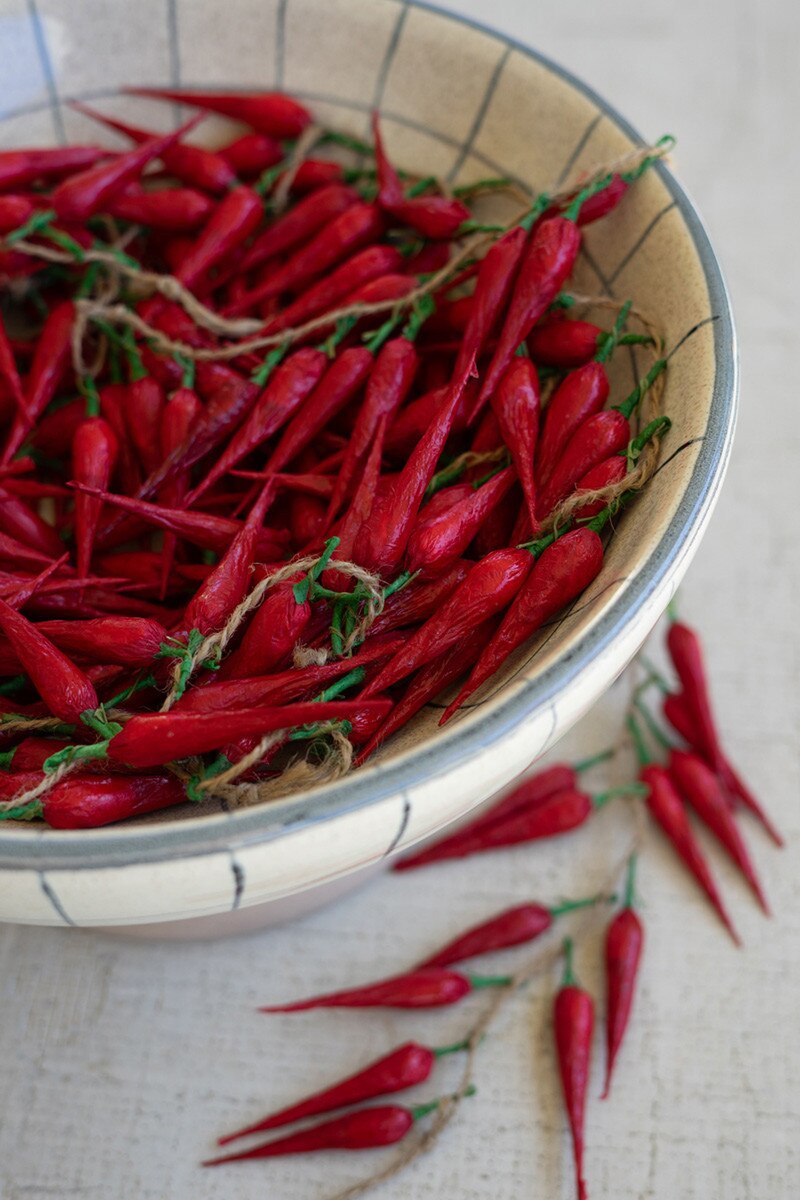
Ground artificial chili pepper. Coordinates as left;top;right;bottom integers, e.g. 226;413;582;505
0;616;165;668
203;1097;463;1167
51;118;200;221
173;185;264;289
289;158;347;193
218;132;283;178
355;619;497;765
1;737;73;772
394;759;607;869
491;355;541;533
628;715;740;944
79;485;288;559
0;144;110;191
223;201;386;316
260;965;511;1013
669;747;769;914
216;576;311;681
553;173;629;226
68;100;239;194
234;182;358;277
107;700;390;769
181;481;277;637
2;300;75;466
571;455;627;521
453;226;527;383
0;487;63;558
72;416;119;579
554;937;594;1200
125;86;311;139
441;526;604;723
418;896;601;969
157;385;202;597
0;598;98;722
353;360;476;577
405;466;516;578
0;315;27;421
372;112;471;239
186;347;327;503
473;216;582;414
536;411;630;520
42;771;187;829
395;784;635;869
217;1039;464;1145
106;184;214;231
262;243;403;335
528;316;605;367
662;691;783;847
601;855;644;1099
364;547;531;696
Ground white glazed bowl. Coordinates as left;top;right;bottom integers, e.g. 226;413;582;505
0;0;736;934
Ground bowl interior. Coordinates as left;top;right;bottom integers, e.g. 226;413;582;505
0;0;733;854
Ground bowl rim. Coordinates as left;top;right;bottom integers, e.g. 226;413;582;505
0;0;737;871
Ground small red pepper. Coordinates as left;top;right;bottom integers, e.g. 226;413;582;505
601;855;644;1099
528;316;605;368
262;243;403;335
0;598;98;722
490;355;541;532
72;416;119;579
174;185;264;290
2;300;75;466
260;965;510;1013
405;467;516;578
373;112;471;239
235;182;358;277
106;184;214;231
536;411;630;520
418;896;601;969
0;145;110;191
218;132;283;178
0;487;63;558
125;86;311;139
554;937;594;1200
43;772;187;829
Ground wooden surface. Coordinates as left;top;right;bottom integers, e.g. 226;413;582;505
1;1;798;1197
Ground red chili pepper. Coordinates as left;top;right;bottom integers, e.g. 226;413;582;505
2;300;74;466
0;194;35;234
0;487;63;558
107;700;390;769
571;456;627;521
51;118;200;221
441;527;604;723
96;384;140;495
355;619;497;765
79;485;287;559
157;385;202;596
235;182;358;277
628;717;739;944
105;184;214;231
491;355;541;532
173;185;264;290
418;896;600;970
556;173;629;226
42;772;187;829
223;202;385;316
554;937;594;1200
340;271;418;311
71;416;119;579
364;548;531;696
203;1099;454;1167
394;760;597;869
405;466;516;578
455;227;527;387
125;86;311;139
0;145;110;191
2;616;165;667
372;113;470;239
68;100;239;194
262;244;403;335
218;132;283;178
354;362;476;577
528;316;605;367
367;560;471;639
325;333;421;525
186;347;327;503
182;482;277;637
474;217;581;413
0;598;98;722
290;159;346;193
601;855;644;1099
264;346;375;476
662;691;783;847
260;965;510;1013
536;411;629;520
217;1039;461;1146
216;577;311;681
668;748;769;914
2;737;73;772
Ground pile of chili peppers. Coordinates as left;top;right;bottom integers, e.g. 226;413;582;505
202;613;777;1198
0;87;672;829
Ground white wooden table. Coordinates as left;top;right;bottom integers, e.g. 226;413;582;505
1;2;797;1198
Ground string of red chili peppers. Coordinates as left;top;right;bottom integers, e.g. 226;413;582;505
199;611;778;1199
0;85;679;824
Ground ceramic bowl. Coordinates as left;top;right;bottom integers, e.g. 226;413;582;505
0;0;736;935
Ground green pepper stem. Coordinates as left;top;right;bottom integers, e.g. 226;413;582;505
363;311;402;355
626;713;653;768
79;374;101;418
563;172;614;223
593;782;648;807
574;746;615;772
624;853;638;910
619;134;676;184
0;748;16;769
561;936;576;986
314;667;365;703
401;294;436;343
5;208;56;243
453;176;514;197
0;675;27;699
405;175;436;198
320;314;358;358
594;299;632;365
614;358;667;420
251;341;290;387
634;696;675;752
519;191;552;233
410;1086;476;1122
432;1038;471;1058
550;894;606;918
467;973;514;990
